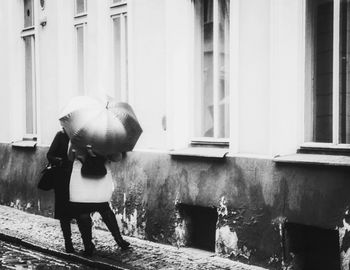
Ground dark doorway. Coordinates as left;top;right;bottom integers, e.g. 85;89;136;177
285;222;340;270
176;204;218;252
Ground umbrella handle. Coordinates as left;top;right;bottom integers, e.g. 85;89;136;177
86;145;97;157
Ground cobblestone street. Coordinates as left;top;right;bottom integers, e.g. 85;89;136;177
0;240;95;269
0;206;268;270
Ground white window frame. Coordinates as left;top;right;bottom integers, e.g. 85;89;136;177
110;3;128;102
192;0;230;146
21;0;40;138
303;0;350;150
75;22;87;96
22;34;37;135
74;0;88;96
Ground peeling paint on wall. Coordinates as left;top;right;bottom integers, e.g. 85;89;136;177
218;196;228;218
122;209;138;235
338;209;350;270
216;225;239;255
174;220;187;248
91;201;146;239
173;196;187;247
216;196;239;256
10;199;24;211
173;203;190;248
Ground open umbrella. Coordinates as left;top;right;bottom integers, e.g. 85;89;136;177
59;96;142;156
106;99;143;152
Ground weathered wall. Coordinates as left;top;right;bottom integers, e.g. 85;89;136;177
1;143;350;269
0;144;52;216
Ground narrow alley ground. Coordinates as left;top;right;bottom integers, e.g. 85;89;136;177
0;205;268;270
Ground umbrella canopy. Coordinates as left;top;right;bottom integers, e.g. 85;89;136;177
59;96;142;155
106;100;143;152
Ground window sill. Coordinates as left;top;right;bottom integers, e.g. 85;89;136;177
273;153;350;167
191;138;229;147
110;2;127;8
298;143;350;156
12;135;37;149
74;13;88;19
21;27;35;38
22;26;35;32
169;146;228;159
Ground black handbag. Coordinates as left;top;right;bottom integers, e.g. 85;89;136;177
81;155;107;177
37;164;60;191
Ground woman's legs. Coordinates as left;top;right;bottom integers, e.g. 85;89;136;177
99;207;130;250
59;218;75;253
76;213;95;256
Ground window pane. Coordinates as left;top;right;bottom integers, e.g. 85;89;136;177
113;15;128;101
309;0;334;142
113;17;122;101
76;0;86;14
195;0;230;139
340;0;350;143
24;36;35;134
218;0;230;138
24;0;34;28
197;0;214;137
77;25;85;95
125;15;129;95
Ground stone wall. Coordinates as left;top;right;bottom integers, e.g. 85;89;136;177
1;143;350;269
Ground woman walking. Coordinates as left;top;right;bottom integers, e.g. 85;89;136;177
68;143;130;256
46;129;76;253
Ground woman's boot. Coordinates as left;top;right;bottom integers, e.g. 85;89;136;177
77;214;95;256
100;208;130;250
60;218;75;253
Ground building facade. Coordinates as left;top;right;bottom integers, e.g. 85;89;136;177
1;0;350;269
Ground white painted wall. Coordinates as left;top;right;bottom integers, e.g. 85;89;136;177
164;0;194;150
56;1;77;119
268;0;305;156
238;0;271;155
37;0;60;143
129;0;167;150
0;0;26;142
0;0;305;156
0;3;12;141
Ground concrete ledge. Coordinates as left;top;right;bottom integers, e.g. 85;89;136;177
273;153;350;167
169;147;228;158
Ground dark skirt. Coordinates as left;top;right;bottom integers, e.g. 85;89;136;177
69;202;110;216
53;170;71;219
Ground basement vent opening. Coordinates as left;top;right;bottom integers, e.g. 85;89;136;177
176;203;218;252
285;222;340;270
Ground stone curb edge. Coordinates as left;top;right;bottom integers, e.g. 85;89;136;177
0;231;132;270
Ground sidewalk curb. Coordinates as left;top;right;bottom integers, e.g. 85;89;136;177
0;231;132;270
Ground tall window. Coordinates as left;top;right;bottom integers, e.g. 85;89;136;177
74;0;87;95
112;0;126;4
24;0;34;28
22;0;37;134
111;1;128;101
306;0;350;145
75;0;87;15
194;0;230;140
76;23;86;95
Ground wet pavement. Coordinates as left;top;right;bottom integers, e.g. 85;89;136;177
0;240;94;269
0;205;268;270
